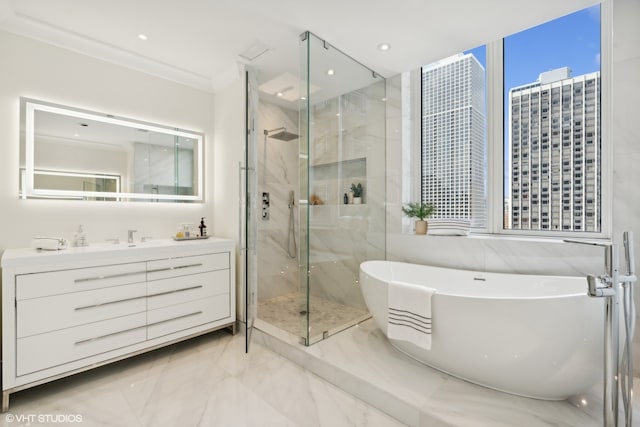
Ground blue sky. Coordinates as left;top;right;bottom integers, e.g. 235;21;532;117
466;4;601;86
503;4;601;88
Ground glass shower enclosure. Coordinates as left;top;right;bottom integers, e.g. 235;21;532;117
245;31;385;347
298;32;386;345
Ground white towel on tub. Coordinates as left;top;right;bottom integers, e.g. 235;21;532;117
387;280;435;350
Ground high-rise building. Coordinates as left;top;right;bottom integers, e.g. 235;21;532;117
508;67;600;232
421;53;486;228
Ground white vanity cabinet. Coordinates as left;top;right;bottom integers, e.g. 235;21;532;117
1;238;235;411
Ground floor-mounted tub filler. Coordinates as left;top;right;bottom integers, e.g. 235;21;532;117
359;260;610;401
565;232;636;427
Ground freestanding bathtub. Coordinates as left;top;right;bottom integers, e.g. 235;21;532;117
359;260;605;400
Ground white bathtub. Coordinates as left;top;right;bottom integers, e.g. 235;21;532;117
359;260;605;400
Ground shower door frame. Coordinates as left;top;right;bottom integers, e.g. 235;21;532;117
243;68;259;352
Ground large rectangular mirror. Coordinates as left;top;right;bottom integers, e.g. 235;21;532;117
19;98;204;202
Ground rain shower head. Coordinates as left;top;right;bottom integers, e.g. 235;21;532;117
264;127;299;141
269;130;299;141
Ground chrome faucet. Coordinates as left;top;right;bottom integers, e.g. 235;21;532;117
565;233;637;427
128;229;137;244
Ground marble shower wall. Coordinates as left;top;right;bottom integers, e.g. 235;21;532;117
385;0;640;372
308;82;387;309
257;101;299;302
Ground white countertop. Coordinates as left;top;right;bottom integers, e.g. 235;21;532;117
1;237;235;270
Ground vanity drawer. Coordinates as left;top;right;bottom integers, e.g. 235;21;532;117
146;253;228;281
16;262;147;300
147;295;230;340
17;283;147;338
147;270;229;310
16;312;147;376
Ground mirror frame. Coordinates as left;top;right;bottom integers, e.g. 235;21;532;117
21;98;204;202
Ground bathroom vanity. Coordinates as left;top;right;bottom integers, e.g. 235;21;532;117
1;238;236;411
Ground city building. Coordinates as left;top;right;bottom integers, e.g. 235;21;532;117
421;53;486;228
509;67;600;231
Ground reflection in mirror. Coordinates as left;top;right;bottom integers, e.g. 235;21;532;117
20;98;204;202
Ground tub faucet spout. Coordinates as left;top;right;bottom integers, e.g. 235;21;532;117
128;229;137;244
587;274;615;297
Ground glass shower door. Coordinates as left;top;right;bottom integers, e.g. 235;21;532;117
300;32;386;345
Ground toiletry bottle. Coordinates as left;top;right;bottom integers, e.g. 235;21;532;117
74;224;88;247
344;193;348;204
199;217;207;237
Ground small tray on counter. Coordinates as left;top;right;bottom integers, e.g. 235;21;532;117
172;235;210;241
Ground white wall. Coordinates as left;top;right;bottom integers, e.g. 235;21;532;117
610;0;640;371
0;30;215;250
212;77;244;319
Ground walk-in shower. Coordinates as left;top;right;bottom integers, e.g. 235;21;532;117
243;31;386;347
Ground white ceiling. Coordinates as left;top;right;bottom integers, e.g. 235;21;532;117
0;0;600;93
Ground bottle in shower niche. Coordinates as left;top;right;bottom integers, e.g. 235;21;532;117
199;217;207;237
344;193;349;204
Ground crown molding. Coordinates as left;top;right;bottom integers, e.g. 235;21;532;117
0;9;216;93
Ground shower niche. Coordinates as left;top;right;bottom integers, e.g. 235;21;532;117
246;31;385;346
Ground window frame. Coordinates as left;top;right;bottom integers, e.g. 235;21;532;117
478;3;611;240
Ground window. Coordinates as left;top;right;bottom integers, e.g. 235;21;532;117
420;3;606;237
504;5;602;233
421;47;487;228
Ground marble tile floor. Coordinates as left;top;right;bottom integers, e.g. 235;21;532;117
255;318;640;427
1;330;402;427
258;293;370;343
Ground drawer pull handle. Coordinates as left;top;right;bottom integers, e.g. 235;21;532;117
148;310;203;327
75;285;203;310
74;294;147;311
147;285;203;298
147;263;203;274
74;270;146;284
75;324;146;345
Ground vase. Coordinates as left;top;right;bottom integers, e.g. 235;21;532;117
353;197;362;205
415;220;428;235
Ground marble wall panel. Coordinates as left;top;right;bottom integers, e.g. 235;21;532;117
257;101;300;302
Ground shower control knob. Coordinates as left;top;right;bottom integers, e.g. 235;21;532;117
262;192;270;220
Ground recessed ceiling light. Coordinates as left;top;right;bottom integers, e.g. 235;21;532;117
378;43;391;51
138;34;148;41
300;96;307;100
327;69;335;76
276;92;284;97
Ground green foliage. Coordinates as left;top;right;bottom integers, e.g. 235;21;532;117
350;183;363;197
401;202;436;221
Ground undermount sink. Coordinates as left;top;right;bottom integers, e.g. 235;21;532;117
107;238;172;248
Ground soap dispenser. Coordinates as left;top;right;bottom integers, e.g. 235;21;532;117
73;225;88;247
199;217;207;237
